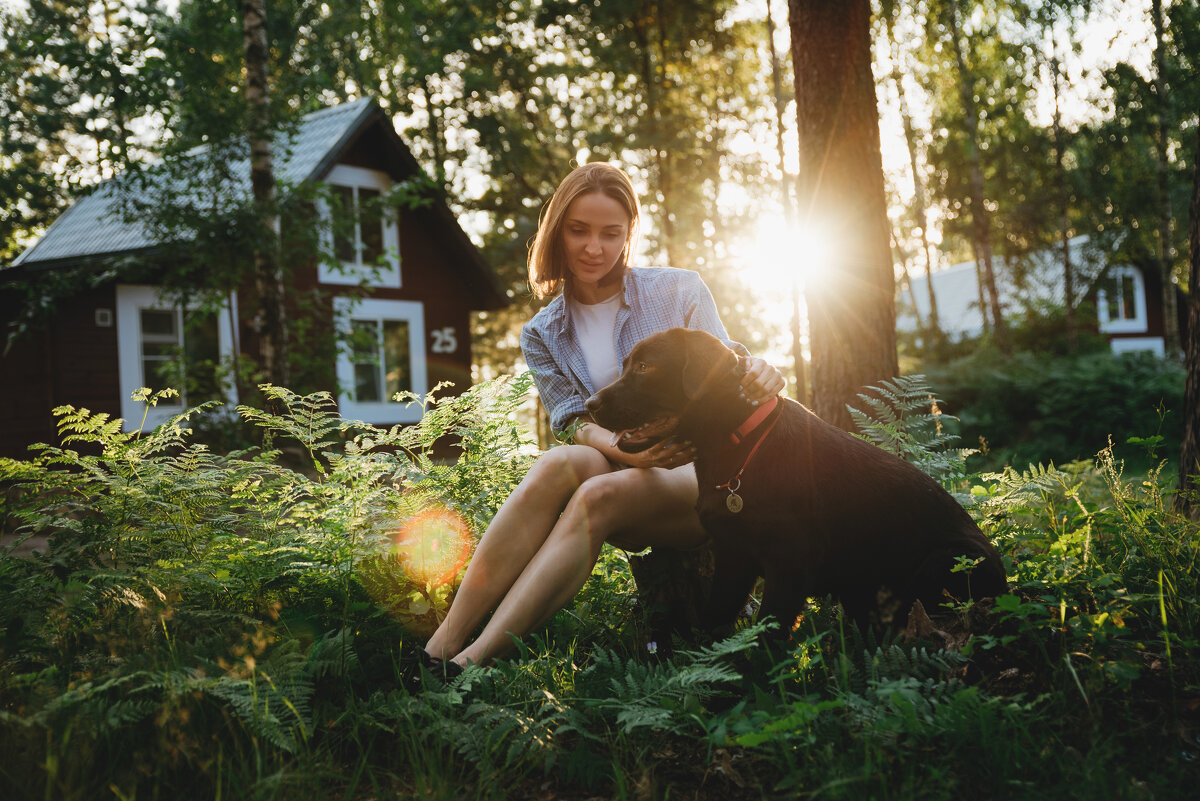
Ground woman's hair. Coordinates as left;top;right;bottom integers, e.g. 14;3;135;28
527;162;640;299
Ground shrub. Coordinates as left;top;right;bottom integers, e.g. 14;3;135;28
922;349;1185;471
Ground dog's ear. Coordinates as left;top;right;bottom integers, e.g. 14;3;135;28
681;330;739;399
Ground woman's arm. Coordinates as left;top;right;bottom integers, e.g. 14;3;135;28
523;321;693;467
521;322;588;433
570;417;696;470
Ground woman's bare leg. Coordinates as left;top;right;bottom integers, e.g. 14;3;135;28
451;462;708;667
422;445;612;659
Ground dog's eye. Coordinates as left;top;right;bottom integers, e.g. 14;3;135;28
636;362;648;373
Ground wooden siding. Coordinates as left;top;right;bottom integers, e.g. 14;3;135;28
1;285;121;456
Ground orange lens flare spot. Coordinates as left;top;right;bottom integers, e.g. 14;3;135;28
394;507;473;587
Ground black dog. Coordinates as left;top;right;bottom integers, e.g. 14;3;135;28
585;328;1008;632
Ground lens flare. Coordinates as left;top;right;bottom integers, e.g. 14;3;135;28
394;507;473;587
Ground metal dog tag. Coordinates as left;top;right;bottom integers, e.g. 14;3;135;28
725;492;743;514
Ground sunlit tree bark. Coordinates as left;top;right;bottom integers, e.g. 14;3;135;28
242;0;288;385
767;0;808;405
788;0;897;430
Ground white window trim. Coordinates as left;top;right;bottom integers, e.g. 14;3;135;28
318;164;401;288
115;285;238;432
333;297;427;423
1109;336;1165;357
1096;265;1148;334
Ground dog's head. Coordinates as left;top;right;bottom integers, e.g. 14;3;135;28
585;328;741;452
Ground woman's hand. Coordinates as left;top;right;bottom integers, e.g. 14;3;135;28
616;437;696;469
571;420;696;469
739;356;786;405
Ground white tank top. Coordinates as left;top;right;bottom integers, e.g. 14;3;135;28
569;293;622;390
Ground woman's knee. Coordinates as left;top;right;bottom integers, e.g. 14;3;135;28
510;445;609;505
566;472;638;538
567;467;704;551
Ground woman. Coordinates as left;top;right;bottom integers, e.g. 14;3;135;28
421;162;783;671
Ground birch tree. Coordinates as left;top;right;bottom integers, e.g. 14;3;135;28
241;0;287;385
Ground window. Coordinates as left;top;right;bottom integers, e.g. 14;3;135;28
351;318;411;402
334;297;426;423
319;165;401;288
116;285;238;431
1096;266;1147;334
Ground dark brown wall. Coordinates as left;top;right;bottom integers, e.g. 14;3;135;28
1143;263;1165;340
1;284;121;457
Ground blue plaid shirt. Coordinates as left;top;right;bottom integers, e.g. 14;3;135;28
521;266;748;433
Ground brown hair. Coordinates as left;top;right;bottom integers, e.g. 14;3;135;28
527;162;640;299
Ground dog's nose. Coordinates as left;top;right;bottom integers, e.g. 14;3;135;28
584;394;601;413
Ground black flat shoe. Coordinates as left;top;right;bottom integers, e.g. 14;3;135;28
395;644;427;692
421;652;464;682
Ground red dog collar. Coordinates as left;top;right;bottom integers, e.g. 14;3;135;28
730;395;780;445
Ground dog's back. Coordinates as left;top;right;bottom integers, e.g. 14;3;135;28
695;397;1007;625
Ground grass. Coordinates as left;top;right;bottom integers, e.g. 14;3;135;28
0;377;1197;800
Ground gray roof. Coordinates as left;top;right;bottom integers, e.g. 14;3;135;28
12;98;375;268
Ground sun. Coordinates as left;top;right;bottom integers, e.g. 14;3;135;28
728;213;834;368
745;216;834;293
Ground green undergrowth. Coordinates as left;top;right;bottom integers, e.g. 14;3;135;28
1;376;1197;800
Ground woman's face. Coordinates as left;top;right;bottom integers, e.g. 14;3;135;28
561;191;630;297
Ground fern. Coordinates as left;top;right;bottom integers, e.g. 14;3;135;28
581;621;769;734
976;462;1070;517
848;374;977;486
237;385;348;471
206;671;312;754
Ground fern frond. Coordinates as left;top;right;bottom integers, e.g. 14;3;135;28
848;375;976;486
977;463;1069;516
52;405;132;452
237;385;347;453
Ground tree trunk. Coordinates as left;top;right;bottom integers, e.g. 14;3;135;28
1152;0;1181;358
788;0;898;432
1051;53;1077;352
632;4;679;270
242;0;288;386
1177;120;1200;517
946;0;1007;352
420;78;446;186
892;229;924;334
972;242;991;334
767;0;808;405
884;4;941;352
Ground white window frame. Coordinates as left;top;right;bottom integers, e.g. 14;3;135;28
333;297;427;423
115;285;238;431
1109;336;1165;357
1096;265;1148;334
318;164;401;288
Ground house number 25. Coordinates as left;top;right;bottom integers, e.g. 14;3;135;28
431;327;458;353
